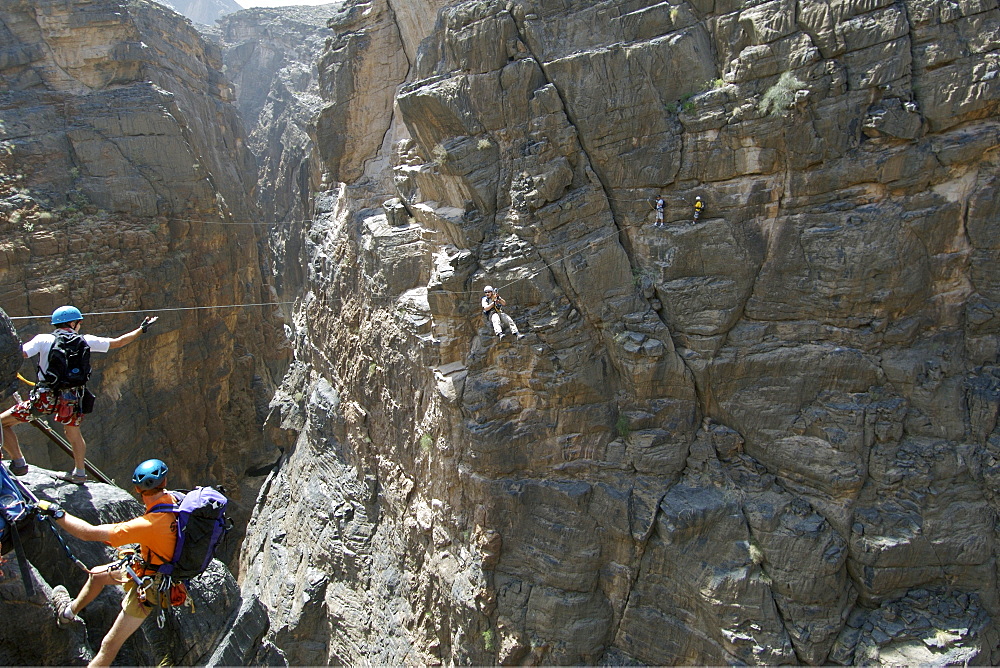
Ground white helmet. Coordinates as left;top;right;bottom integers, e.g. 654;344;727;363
696;196;702;200
484;285;495;293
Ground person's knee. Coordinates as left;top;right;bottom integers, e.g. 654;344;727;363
89;566;117;587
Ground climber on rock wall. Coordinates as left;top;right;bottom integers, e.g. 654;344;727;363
482;286;524;341
693;195;704;222
652;195;666;227
0;306;157;484
39;459;177;668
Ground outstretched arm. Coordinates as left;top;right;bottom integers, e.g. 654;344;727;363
107;316;158;350
39;502;112;542
59;513;112;542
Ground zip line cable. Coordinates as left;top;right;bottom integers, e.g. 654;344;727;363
6;197;689;318
7;301;295;321
8;191;692;229
6;213;674;321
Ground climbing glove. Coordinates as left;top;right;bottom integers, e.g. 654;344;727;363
140;316;157;333
37;500;63;518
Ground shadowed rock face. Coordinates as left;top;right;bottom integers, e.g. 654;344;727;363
0;0;288;566
0;310;21;400
215;4;340;297
235;0;1000;664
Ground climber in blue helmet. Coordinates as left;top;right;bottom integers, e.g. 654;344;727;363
0;305;159;484
39;458;178;667
132;458;169;489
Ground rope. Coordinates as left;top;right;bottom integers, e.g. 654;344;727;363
5;196;697;317
6;193;698;229
7;301;295;321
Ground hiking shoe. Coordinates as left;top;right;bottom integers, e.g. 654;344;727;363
51;585;80;626
497;333;505;341
516;333;526;340
57;472;88;485
8;461;28;476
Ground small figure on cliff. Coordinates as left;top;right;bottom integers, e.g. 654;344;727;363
1;306;157;483
41;459;177;667
693;195;704;222
652;195;665;227
482;286;524;341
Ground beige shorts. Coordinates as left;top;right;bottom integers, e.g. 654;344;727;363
121;576;163;619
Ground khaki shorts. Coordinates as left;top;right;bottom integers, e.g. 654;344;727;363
122;576;164;619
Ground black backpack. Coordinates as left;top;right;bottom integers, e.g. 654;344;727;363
42;329;91;390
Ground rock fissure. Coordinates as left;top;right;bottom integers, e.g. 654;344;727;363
7;0;1000;663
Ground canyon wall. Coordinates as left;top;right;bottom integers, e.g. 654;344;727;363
157;0;243;27
238;0;1000;664
215;4;337;297
0;0;287;556
4;0;1000;664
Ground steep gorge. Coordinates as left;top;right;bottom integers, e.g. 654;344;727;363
3;0;1000;665
234;0;1000;664
0;0;287;564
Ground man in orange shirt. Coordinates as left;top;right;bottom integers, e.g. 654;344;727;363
38;459;177;667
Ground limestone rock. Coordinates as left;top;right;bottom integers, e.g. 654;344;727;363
0;0;288;565
156;0;241;27
240;0;1000;660
18;0;998;664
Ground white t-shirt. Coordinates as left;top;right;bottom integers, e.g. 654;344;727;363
23;330;113;376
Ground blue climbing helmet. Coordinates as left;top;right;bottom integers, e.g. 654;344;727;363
132;459;169;490
51;305;83;326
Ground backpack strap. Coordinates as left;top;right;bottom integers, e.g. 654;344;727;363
148;490;185;515
149;503;179;514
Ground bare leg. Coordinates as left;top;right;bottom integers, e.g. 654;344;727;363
71;565;118;616
63;424;86;472
1;411;24;461
88;610;145;667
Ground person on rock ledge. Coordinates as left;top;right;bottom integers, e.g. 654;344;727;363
482;285;524;341
693;195;705;222
0;305;157;484
652;194;666;227
40;459;177;668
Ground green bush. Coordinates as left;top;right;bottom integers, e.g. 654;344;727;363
760;71;804;117
616;414;630;439
419;433;433;452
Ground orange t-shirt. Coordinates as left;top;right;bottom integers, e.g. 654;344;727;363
107;493;179;576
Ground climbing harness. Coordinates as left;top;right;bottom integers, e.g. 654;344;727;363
11;389;114;484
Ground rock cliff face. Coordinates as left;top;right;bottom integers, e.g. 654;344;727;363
215;5;337;296
0;0;286;558
156;0;242;27
237;0;1000;665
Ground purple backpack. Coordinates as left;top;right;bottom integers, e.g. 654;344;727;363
150;487;231;580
